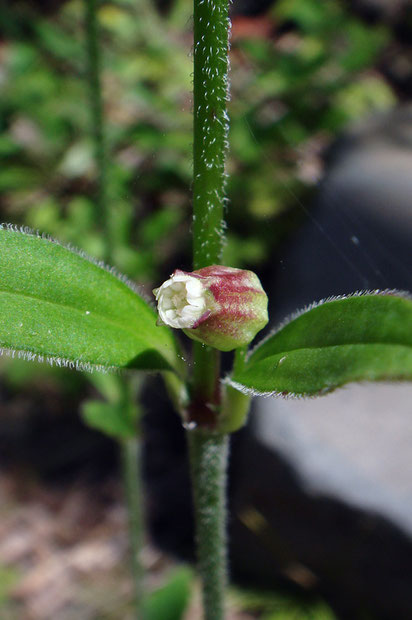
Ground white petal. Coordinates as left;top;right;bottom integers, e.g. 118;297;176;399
188;297;205;308
181;305;199;317
185;279;203;296
165;309;177;320
153;273;208;329
161;298;174;310
171;274;193;283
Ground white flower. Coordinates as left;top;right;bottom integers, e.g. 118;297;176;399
153;265;268;350
153;273;207;329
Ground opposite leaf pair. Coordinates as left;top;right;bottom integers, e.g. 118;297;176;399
1;225;411;404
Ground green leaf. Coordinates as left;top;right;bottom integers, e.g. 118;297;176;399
233;586;336;620
0;226;179;372
81;400;136;439
230;292;412;397
144;567;193;620
87;372;128;403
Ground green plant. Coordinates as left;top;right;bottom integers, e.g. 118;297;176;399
232;586;336;620
0;1;409;620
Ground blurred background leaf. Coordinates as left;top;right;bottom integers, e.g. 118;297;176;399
144;566;193;620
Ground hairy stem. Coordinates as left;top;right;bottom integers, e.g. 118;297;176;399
192;0;229;270
121;437;146;619
191;0;230;413
188;430;229;620
189;2;231;618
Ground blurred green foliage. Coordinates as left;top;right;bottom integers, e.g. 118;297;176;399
144;566;193;620
0;0;394;281
233;586;337;619
0;0;399;616
0;565;20;618
227;0;393;264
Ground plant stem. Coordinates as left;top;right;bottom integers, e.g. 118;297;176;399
84;5;145;618
187;430;229;620
191;0;230;407
192;0;229;270
121;437;146;619
84;0;111;262
190;1;231;618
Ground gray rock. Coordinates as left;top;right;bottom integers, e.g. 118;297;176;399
247;104;412;617
255;383;412;537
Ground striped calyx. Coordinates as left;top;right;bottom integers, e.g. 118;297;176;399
153;266;268;351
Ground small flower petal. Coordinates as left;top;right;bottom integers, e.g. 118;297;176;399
153;273;208;329
153;266;269;351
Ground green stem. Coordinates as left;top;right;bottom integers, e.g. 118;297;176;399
162;370;190;418
84;0;111;262
189;3;230;616
187;430;229;620
191;0;230;409
192;0;229;270
84;5;145;618
121;437;146;619
191;346;220;421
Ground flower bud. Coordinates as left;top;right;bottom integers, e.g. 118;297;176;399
153;265;268;351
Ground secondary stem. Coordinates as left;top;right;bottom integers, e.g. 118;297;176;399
121;437;145;619
84;4;145;617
